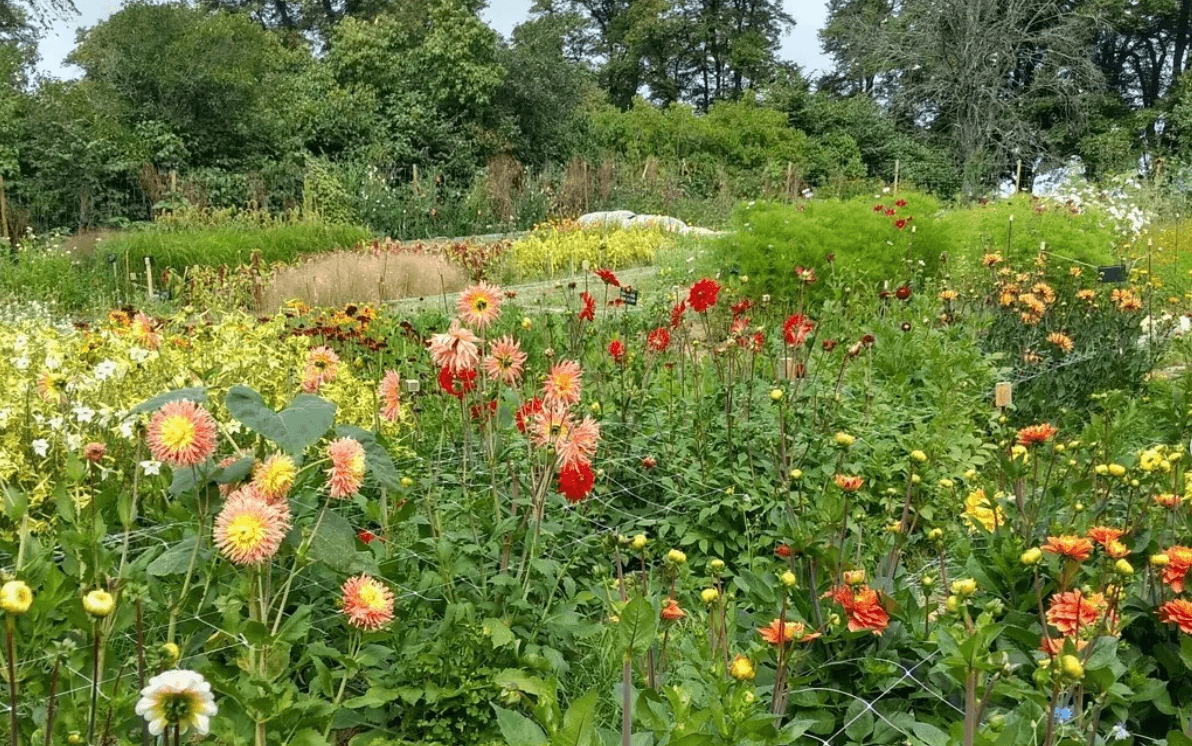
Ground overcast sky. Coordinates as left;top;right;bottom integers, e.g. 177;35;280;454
34;0;831;81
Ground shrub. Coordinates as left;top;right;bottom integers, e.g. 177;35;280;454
509;222;671;277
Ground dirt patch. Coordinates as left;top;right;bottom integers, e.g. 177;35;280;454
260;250;469;312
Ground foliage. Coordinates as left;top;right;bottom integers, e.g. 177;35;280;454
509;222;670;277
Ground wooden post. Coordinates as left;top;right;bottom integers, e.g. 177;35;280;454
144;257;154;301
994;382;1012;410
893;159;900;195
170;169;177;194
413;165;420;196
1015;160;1023;193
786;161;793;200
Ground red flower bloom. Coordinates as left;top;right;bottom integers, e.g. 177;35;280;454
884;208;896;217
748;331;765;353
438;366;477;400
775;543;792;558
895;285;912;300
783;314;815;346
895;219;907;229
594;267;621;288
647;327;671;352
822;339;838;352
515;397;544;433
731;298;753;317
660;598;685;621
358;529;381;545
895;199;907;207
579;292;596;322
641;455;657;469
670;301;687;329
794;266;817;284
1017;423;1058;447
470;399;498;420
873;204;883;212
557;461;595;503
687;279;721;313
1159;599;1192;635
608;339;626;364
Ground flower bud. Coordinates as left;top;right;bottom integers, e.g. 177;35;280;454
921;574;935;588
834;432;856;447
729;655;755;681
945;595;960;613
951;578;977;598
1021;548;1043;565
843;569;866;586
160;642;181;664
701;588;720;604
910;450;927;463
1094;464;1108;475
666;549;687;565
964;469;977;480
780;571;796;588
400;477;414;489
521;317;533;330
770;389;783;402
1114;559;1134;576
1109;464;1126;477
1152;553;1170;567
789;469;802;480
927;528;943;542
631;534;648;551
911;474;922;484
709;559;725;573
1059;654;1084;680
83;589;114;618
938;478;954;490
0;580;32;615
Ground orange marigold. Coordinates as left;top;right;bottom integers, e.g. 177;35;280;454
1040;535;1093;562
1045;590;1106;636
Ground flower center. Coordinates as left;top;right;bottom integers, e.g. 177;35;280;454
357;583;385;611
159;415;196;452
226;514;267;551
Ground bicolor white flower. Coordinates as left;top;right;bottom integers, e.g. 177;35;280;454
94;360;118;381
135;669;217;737
120;420;136;440
44;355;61;370
31;439;49;458
140;460;162;476
1110;722;1128;741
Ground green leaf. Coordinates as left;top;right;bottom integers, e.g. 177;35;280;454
147;536;206;576
215;456;254;484
226;386;336;455
618;596;657;657
910;721;949;746
553;689;598;746
308;509;357;572
131;387;208;414
1169;732;1192;746
169;460;215;497
336;425;400;490
494;669;551;698
485;617;515;648
286;728;330;746
493;705;548;746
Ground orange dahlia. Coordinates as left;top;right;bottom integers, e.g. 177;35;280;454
302;346;340;393
1040;535;1093;562
378;370;402;423
543;360;583;407
1017;423;1058;447
1158;599;1192;635
1087;526;1124;548
1039;635;1088;657
758;618;817;645
147;400;217;468
660;598;686;622
1163;546;1192;593
1045;590;1106;636
327;437;366;499
834;474;864;492
824;585;889;635
341;574;395;631
483;336;527;387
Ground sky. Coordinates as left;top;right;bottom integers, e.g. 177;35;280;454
33;0;832;80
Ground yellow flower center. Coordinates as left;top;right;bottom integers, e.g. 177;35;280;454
226;514;267;552
472;297;488;313
356;582;386;611
349;453;365;478
159;415;196;452
552;374;574;396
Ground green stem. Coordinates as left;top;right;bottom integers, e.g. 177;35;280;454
6;616;17;746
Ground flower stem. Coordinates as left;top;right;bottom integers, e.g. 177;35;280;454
6;616;17;746
87;620;101;745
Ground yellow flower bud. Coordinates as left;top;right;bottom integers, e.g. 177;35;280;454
1011;444;1027;458
400;477;414;489
667;549;687;565
631;534;648;551
927;528;943;542
1152;553;1170;567
1059;654;1084;680
964;469;977;480
729;655;755;681
951;578;977;598
1114;559;1134;576
1074;502;1084;513
921;574;935;588
834;432;856;447
590;401;602;413
945;595;960;613
709;559;725;573
911;474;922;484
521;317;533;330
938;478;954;490
789;469;803;480
161;642;181;664
0;580;32;615
701;588;720;604
780;571;796;588
910;450;927;463
770;389;784;402
1094;464;1109;475
1053;444;1065;453
1109;464;1127;477
1130;479;1140;487
843;569;866;586
83;589;114;618
1021;548;1043;565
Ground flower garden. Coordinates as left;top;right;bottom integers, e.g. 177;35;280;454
4;190;1192;746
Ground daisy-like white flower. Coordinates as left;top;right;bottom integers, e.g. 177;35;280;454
252;454;296;502
341;574;395;631
456;281;503;330
213;489;290;565
135;669;218;737
428;320;480;373
147;400;217;468
483;336;527;387
543;360;583;407
327;437;366;498
378;370;402;422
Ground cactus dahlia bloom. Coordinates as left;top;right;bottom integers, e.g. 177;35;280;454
543;360;583;407
213;490;290;565
484;337;527;387
147;401;217;468
327;437;366;499
456;281;503;330
135;670;218;737
341;574;395;631
253;454;296;502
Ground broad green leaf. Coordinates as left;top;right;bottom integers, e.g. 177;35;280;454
553;689;598;746
619;596;657;658
493;705;548;746
226;386;336;455
214;456;254;484
485;617;515;648
132;387;207;414
147;536;206;576
307;509;357;572
494;669;551;698
910;721;949;746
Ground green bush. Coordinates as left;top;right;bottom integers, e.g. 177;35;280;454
104;221;373;276
0;237;113;314
712;191;950;300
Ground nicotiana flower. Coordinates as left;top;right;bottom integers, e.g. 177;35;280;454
327;437;366;498
341;574;395;631
31;439;49;458
147;400;217;468
140;460;163;476
135;669;218;737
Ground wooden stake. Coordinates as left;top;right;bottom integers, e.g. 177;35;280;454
145;257;154;301
893;159;900;195
1015;160;1023;193
0;173;8;247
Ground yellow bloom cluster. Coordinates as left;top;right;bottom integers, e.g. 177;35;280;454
510;225;671;276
